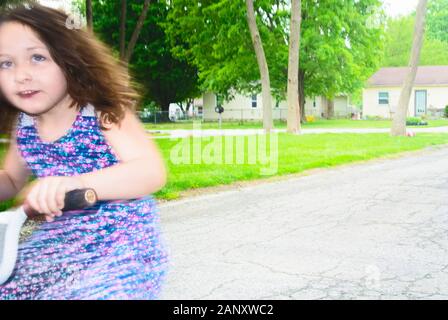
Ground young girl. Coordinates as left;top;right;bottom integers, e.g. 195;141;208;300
0;3;169;299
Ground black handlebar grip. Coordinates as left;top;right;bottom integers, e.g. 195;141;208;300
62;189;98;211
23;188;98;218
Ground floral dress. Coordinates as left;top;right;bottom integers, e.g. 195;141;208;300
0;104;169;300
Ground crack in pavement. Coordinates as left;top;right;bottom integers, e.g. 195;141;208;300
159;146;448;299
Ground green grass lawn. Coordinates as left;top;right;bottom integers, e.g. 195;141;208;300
144;118;448;130
153;132;448;199
2;132;448;209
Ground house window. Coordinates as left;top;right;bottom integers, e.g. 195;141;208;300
378;92;389;105
313;98;316;108
251;94;257;108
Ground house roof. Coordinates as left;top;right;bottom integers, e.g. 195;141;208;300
367;66;448;87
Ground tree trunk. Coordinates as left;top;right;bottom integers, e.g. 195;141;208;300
160;102;171;123
86;0;93;31
298;68;306;123
320;97;334;119
119;0;127;60
391;0;428;136
124;0;151;63
286;0;302;134
327;98;334;119
245;0;273;133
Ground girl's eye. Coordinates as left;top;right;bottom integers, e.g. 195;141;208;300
0;61;12;69
0;55;46;69
32;54;46;62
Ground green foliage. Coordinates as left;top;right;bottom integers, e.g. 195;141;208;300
381;15;414;66
166;0;384;103
300;1;385;99
427;0;448;43
165;0;270;100
382;8;448;67
0;0;35;8
406;117;428;126
365;115;386;121
88;0;201;111
444;105;448;118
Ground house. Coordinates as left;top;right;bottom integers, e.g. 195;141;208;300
363;66;448;118
202;92;351;121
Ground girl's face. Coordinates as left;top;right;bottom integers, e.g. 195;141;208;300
0;21;70;116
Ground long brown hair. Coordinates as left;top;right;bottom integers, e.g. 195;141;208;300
0;1;142;134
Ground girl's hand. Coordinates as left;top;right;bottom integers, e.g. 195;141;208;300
25;176;85;222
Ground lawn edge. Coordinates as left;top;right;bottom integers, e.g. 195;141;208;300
155;143;448;205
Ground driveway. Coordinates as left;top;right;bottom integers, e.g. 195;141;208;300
158;145;448;299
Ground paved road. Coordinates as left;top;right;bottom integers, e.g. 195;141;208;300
158;145;448;299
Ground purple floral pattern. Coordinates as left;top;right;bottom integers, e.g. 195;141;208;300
0;105;169;300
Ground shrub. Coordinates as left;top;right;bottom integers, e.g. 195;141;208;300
444;105;448;118
365;115;384;121
406;117;428;126
305;115;316;122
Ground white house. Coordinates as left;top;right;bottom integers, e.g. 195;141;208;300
363;66;448;118
202;92;350;121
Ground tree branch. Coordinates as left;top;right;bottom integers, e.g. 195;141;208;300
124;0;151;63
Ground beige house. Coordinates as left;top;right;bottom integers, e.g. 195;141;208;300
202;92;350;121
363;66;448;118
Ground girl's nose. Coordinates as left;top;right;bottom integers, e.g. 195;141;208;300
14;65;32;83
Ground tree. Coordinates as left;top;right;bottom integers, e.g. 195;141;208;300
245;0;273;133
119;0;151;63
0;0;35;8
299;1;384;121
391;0;428;136
86;0;93;31
76;0;149;63
382;14;448;67
119;0;126;59
427;0;448;42
166;1;288;101
91;0;201;119
167;0;384;122
286;0;301;133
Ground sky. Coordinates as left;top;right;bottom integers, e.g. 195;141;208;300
38;0;420;18
382;0;419;17
38;0;72;11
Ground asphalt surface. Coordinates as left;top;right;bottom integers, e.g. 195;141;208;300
158;145;448;299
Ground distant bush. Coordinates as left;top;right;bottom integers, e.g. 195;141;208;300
406;117;428;126
444;105;448;118
305;115;316;122
365;115;385;121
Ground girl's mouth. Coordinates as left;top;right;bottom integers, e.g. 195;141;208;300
18;90;40;99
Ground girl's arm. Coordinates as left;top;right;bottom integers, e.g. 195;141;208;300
24;108;167;219
0;132;31;201
78;108;167;200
